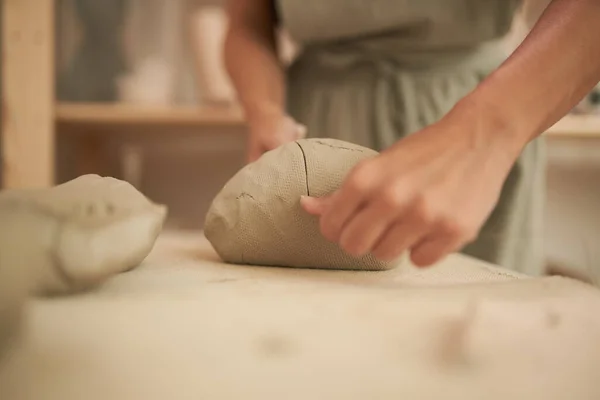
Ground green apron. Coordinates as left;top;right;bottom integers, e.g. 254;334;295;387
276;0;546;275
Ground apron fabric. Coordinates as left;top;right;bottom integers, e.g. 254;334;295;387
276;0;545;275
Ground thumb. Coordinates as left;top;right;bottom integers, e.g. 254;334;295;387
300;195;330;216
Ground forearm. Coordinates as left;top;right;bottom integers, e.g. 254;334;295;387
463;0;600;152
224;1;286;121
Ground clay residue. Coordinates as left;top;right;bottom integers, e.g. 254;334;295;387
314;140;364;152
545;308;561;328
256;333;295;359
236;192;256;201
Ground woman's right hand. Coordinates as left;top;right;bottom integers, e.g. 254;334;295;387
246;112;306;163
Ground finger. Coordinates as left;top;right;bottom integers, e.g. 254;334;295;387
263;136;286;150
300;195;331;216
339;181;419;257
319;164;378;242
409;233;462;268
247;149;259;163
371;218;430;262
319;189;366;243
338;203;395;257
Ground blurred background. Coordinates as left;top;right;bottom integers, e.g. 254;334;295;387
1;0;600;278
45;0;296;229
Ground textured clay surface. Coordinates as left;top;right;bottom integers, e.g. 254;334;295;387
205;138;403;271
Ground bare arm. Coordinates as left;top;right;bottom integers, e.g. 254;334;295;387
224;0;284;121
300;0;600;268
462;0;600;154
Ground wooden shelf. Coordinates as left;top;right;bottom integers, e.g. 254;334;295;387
546;114;600;139
56;102;245;127
55;103;600;139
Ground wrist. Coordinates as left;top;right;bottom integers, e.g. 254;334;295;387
242;101;285;126
448;93;532;162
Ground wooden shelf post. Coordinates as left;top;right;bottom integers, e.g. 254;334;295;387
2;0;55;188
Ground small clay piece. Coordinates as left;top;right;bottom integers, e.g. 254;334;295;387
205;138;404;271
0;174;168;296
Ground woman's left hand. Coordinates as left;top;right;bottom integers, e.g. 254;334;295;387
300;104;523;267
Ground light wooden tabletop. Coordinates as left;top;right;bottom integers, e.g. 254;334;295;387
1;231;599;400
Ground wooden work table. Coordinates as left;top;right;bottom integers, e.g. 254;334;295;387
0;230;600;399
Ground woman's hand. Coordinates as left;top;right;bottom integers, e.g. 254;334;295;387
247;112;306;162
300;103;525;267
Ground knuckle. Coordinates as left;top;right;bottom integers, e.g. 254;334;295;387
462;226;479;243
346;162;374;193
380;187;404;209
438;217;460;236
439;217;478;242
345;178;365;195
411;194;436;225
